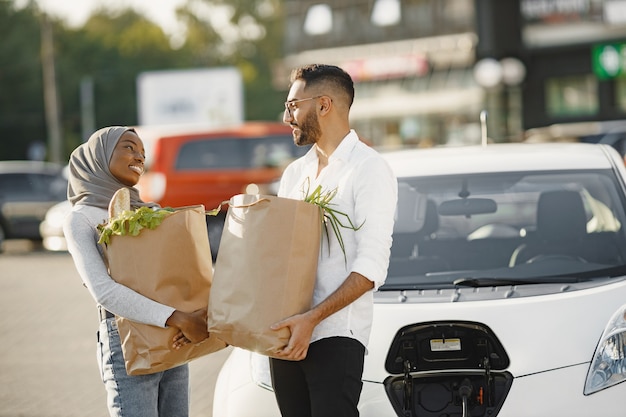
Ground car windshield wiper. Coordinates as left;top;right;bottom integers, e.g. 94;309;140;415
454;264;626;288
553;264;626;280
379;264;626;291
453;276;590;288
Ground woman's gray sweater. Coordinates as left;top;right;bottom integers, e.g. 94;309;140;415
63;204;175;327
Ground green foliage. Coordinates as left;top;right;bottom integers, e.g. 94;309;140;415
0;0;286;162
56;9;190;152
304;181;364;263
0;1;46;160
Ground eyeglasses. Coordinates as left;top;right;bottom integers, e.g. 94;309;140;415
284;95;323;117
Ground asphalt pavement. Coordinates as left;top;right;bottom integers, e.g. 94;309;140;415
0;240;231;417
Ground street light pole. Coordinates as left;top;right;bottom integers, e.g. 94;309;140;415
80;76;96;142
473;57;526;142
40;13;63;163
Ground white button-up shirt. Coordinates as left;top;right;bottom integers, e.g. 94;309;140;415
278;130;397;348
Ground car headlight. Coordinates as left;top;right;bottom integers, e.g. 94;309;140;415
250;352;274;391
584;304;626;395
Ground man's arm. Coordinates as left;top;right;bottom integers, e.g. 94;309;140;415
270;272;373;361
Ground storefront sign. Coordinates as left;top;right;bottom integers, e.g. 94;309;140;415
341;54;429;81
521;0;597;23
592;43;626;79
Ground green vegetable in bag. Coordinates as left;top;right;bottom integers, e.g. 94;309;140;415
303;180;364;263
97;206;175;245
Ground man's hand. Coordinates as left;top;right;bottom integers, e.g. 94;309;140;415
271;311;318;361
270;272;374;360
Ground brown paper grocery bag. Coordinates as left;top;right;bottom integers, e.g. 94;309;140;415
207;194;322;357
104;205;227;375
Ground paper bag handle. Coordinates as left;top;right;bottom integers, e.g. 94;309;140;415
229;198;271;209
206;197;271;216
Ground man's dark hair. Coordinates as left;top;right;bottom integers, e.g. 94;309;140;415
290;64;354;107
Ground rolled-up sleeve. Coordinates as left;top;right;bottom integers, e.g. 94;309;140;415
350;155;398;290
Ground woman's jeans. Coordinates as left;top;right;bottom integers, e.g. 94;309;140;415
97;317;190;417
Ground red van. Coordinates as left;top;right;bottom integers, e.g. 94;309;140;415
135;122;306;209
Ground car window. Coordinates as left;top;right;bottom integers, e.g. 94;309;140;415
174;135;308;171
0;173;67;200
38;173;67;200
384;169;626;289
0;174;37;198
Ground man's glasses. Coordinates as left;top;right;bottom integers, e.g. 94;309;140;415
284;96;323;117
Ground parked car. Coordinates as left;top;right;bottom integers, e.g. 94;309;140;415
0;161;67;251
213;142;626;417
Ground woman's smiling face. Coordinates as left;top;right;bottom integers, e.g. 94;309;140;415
108;130;145;186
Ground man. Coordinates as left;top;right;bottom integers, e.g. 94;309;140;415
270;64;398;417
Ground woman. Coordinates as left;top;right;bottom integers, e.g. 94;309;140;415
63;126;207;417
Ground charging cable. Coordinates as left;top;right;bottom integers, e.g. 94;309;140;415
458;379;473;417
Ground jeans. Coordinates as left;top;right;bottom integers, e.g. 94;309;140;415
97;317;190;417
270;337;365;417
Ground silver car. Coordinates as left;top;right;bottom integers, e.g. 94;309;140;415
0;161;67;251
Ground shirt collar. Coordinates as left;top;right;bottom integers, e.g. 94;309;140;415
307;129;359;163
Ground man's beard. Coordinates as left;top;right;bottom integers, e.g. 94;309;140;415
293;111;322;146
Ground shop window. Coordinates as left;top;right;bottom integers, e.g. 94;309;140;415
404;0;435;34
616;78;626;112
545;75;598;117
439;0;475;29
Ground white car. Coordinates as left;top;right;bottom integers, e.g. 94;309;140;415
39;199;71;251
213;142;626;417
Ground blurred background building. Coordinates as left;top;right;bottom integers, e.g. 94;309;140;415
272;0;626;147
5;0;626;160
275;0;482;148
520;0;626;145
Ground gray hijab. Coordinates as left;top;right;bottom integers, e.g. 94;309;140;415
67;126;156;209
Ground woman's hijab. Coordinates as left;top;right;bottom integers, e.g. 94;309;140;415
68;126;156;209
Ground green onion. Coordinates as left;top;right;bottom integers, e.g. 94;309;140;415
303;180;364;264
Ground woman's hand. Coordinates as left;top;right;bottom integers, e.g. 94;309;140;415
172;331;190;350
166;309;209;349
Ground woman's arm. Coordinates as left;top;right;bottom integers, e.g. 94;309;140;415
63;207;175;327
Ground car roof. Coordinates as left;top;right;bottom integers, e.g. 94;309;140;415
0;160;64;175
134;121;290;142
381;142;618;178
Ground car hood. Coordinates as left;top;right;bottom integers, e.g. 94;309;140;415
363;277;626;383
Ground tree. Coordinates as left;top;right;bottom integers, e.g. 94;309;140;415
0;0;287;161
175;0;286;120
0;1;46;160
55;8;190;154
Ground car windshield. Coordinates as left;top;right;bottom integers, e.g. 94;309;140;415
381;168;626;290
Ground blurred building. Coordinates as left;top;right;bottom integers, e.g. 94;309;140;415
520;0;626;140
275;0;484;147
274;0;626;147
